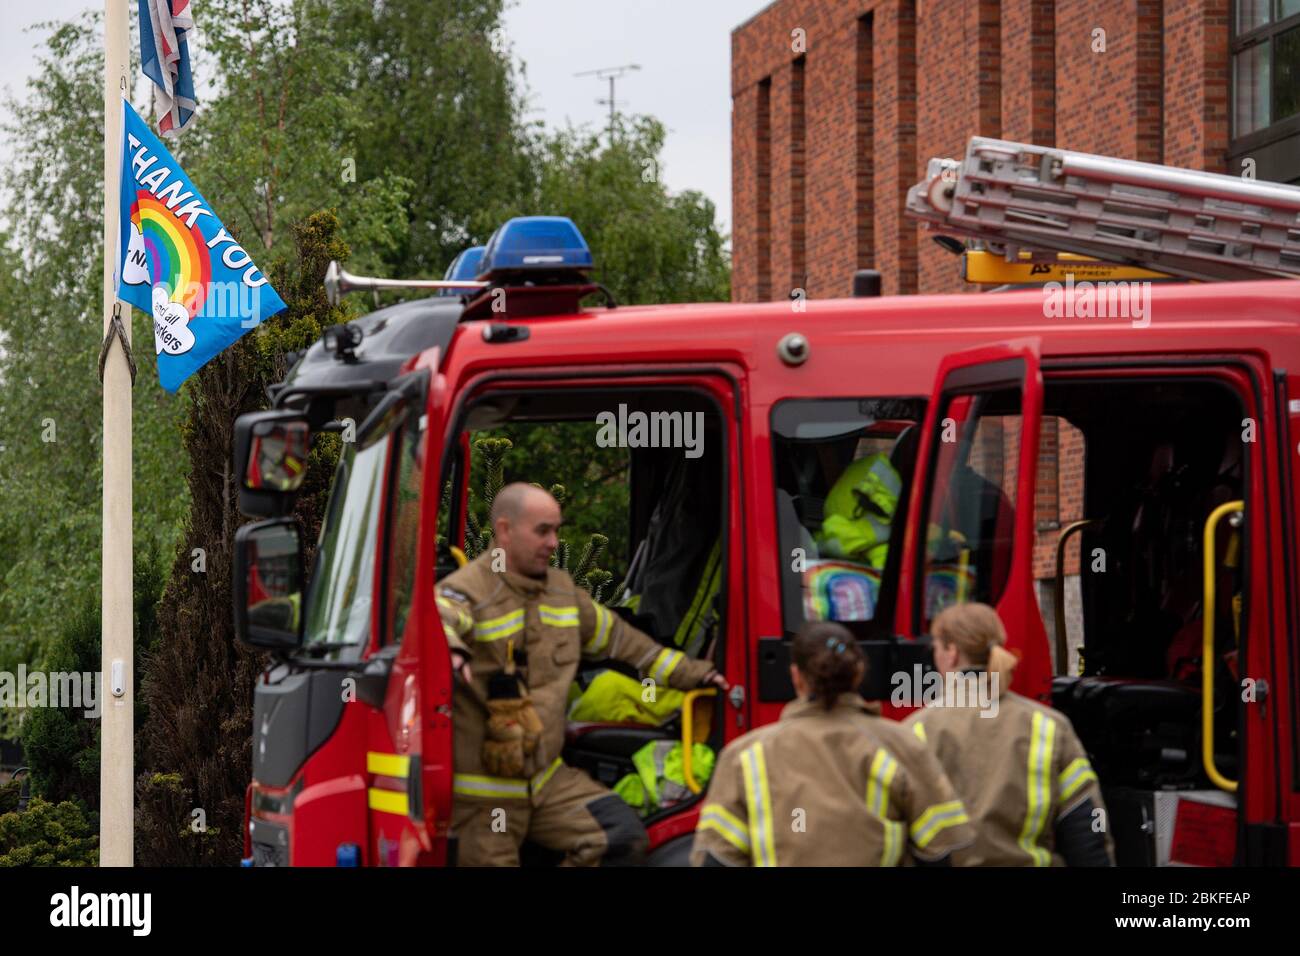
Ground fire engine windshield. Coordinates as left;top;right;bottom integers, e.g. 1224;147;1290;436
301;434;389;649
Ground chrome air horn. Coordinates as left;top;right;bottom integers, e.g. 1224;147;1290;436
323;260;488;306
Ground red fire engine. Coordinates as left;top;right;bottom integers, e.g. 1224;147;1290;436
233;139;1300;867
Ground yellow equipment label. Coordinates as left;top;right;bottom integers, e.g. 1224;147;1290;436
963;250;1170;284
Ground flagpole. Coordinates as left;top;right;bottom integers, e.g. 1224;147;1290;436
101;0;133;867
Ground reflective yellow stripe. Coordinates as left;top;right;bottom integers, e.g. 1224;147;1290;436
697;804;751;854
910;800;970;849
881;819;905;867
1018;711;1055;866
367;752;410;778
651;648;684;684
530;758;563;796
740;743;777;867
912;721;927;743
436;596;472;634
585;603;614;655
368;788;408;816
539;604;579;627
866;749;898;820
1058;757;1097;803
452;774;530;800
673;539;721;648
474;609;524;642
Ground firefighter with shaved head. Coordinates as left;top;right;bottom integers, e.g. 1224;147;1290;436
437;482;727;866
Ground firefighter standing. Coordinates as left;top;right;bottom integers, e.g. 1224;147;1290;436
438;482;726;866
691;621;974;866
904;602;1114;866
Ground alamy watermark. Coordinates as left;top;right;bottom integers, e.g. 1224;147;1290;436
595;404;705;459
50;886;151;936
0;666;103;718
890;665;1000;718
1043;276;1151;328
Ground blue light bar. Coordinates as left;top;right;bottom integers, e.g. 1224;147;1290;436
479;216;593;277
439;245;486;295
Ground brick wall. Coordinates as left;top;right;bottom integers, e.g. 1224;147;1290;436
731;0;1232;300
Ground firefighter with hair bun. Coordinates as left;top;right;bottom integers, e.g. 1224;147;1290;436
904;602;1114;866
691;620;973;867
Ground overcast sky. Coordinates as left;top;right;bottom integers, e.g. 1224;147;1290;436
0;0;766;236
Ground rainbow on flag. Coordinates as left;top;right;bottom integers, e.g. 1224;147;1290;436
116;99;286;393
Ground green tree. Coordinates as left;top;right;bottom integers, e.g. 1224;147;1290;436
185;0;414;272
18;544;166;816
0;797;98;867
335;0;536;278
0;14;190;685
477;115;731;305
135;213;350;866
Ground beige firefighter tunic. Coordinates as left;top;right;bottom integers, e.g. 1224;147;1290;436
691;693;975;866
903;682;1114;866
436;551;715;800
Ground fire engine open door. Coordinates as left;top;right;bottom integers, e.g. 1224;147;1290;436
896;339;1053;702
379;347;455;864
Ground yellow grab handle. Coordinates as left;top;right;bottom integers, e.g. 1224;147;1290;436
956;548;970;603
450;546;468;568
1202;500;1243;793
681;688;717;794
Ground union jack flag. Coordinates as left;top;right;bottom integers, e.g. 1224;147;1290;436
139;0;197;137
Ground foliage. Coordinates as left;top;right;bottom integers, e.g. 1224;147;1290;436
0;797;98;867
185;0;416;269
0;14;189;677
477;115;731;306
459;432;624;601
0;778;20;816
332;0;536;279
18;544;167;815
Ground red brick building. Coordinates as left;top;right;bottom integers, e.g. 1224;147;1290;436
732;0;1300;659
731;0;1300;301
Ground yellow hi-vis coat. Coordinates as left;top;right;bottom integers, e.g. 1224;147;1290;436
904;685;1115;866
691;693;975;866
436;551;716;801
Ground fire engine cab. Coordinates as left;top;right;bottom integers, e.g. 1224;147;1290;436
233;138;1300;867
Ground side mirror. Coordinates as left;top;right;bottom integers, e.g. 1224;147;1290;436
235;410;311;517
233;518;304;651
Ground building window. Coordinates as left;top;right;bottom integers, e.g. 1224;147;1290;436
1233;36;1270;137
1230;1;1300;184
1277;24;1300;123
1232;1;1300;134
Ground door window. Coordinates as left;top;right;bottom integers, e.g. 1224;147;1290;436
921;388;1022;625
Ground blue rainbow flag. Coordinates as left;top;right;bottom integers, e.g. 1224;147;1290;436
116;100;287;392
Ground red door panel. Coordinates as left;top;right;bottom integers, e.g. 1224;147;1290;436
896;339;1051;702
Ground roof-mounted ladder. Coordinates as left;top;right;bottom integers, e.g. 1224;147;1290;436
906;137;1300;282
